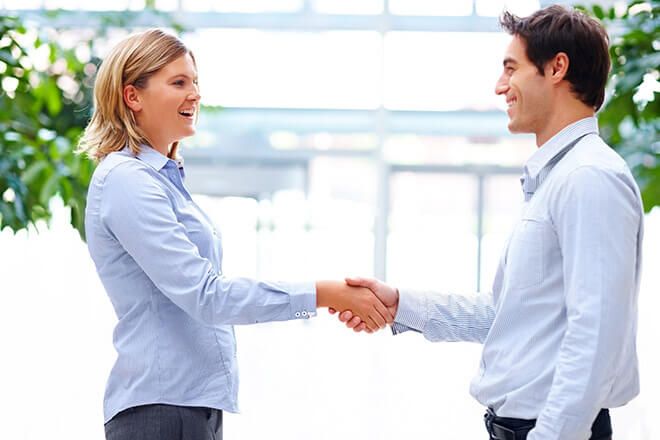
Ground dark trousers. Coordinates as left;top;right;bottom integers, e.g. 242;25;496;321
105;404;223;440
484;408;612;440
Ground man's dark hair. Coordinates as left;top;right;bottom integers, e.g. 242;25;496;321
500;5;610;110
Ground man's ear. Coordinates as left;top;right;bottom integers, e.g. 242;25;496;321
547;52;569;84
123;84;142;112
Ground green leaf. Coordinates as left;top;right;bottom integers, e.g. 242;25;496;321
592;5;605;19
20;161;48;184
0;49;18;66
0;200;15;229
12;194;26;223
59;177;73;203
39;172;59;206
44;78;63;116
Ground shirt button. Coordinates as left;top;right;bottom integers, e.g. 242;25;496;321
301;311;308;317
295;312;301;318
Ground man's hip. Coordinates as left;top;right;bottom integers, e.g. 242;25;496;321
484;408;611;440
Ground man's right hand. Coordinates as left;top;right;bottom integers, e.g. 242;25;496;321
329;277;399;333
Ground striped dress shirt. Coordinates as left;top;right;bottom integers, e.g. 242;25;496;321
392;117;644;440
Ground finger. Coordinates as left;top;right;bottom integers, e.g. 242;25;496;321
346;316;362;329
372;297;394;325
369;308;387;329
354;323;368;333
339;310;353;322
365;314;381;332
328;308;336;315
364;326;374;334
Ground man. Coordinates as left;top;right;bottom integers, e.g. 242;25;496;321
334;5;644;440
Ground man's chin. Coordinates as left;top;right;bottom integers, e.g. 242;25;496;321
507;119;526;134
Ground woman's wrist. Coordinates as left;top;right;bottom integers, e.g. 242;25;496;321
315;280;345;309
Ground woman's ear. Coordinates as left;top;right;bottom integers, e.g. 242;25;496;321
123;84;142;112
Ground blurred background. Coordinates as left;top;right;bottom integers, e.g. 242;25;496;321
0;0;658;438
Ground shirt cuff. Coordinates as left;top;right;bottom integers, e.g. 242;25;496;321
393;290;427;332
391;322;415;335
287;281;317;320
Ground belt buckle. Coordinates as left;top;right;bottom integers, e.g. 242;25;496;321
484;408;519;440
484;408;495;438
491;422;517;440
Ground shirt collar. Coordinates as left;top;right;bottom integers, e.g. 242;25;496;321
124;144;179;172
523;116;599;179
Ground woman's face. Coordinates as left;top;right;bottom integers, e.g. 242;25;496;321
128;53;200;152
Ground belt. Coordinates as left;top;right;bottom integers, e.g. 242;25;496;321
484;408;611;440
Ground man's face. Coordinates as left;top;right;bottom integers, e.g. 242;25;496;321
495;36;552;136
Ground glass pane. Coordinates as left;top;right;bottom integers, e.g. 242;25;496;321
51;0;131;10
384;32;510;110
480;174;524;291
188;109;379;152
389;0;473;16
257;158;376;280
41;0;140;7
313;0;383;15
476;0;541;17
193;195;260;278
271;132;378;151
43;0;79;8
154;0;177;11
383;135;535;166
182;0;303;13
3;0;42;8
387;173;478;292
184;30;381;109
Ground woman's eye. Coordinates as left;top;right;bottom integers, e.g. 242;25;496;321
173;80;185;86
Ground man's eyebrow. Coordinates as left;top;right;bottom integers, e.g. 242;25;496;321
503;57;517;67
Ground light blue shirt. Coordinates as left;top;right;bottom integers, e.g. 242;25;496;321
393;117;644;440
85;146;317;423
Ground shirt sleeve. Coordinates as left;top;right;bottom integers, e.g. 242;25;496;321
528;166;641;440
99;162;317;326
392;289;495;343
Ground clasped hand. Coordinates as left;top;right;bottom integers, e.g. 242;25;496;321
325;277;399;333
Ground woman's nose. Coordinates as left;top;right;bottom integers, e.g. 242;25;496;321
188;90;201;102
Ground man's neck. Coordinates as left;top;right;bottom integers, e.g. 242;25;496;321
535;104;595;147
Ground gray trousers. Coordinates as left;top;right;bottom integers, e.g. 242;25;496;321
105;404;222;440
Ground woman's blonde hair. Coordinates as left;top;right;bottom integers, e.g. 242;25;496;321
77;28;194;161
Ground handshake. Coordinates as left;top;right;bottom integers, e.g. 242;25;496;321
316;277;399;333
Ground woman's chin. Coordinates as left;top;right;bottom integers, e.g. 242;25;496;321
178;128;197;139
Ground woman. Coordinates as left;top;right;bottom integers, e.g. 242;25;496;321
77;29;392;440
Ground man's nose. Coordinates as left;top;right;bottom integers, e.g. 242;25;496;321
495;75;509;96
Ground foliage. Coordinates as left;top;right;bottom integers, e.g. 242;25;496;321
0;15;95;239
579;0;660;212
0;9;185;239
